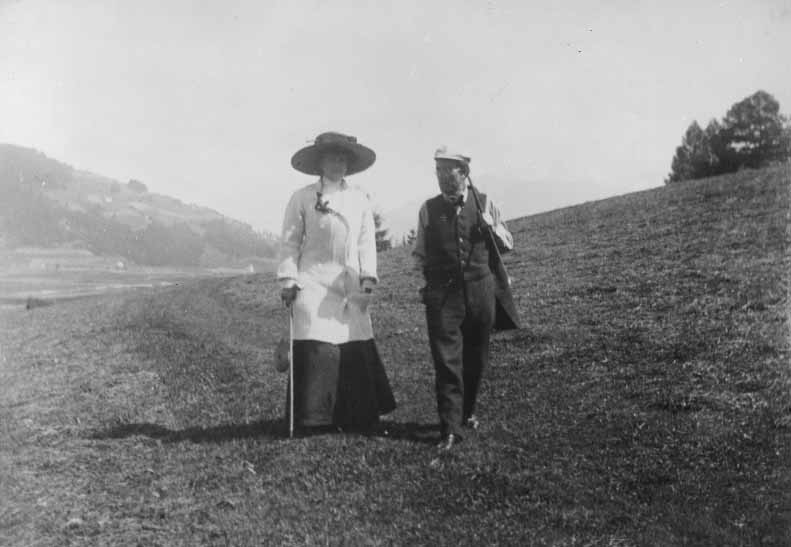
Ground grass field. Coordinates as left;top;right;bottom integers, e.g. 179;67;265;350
1;165;789;546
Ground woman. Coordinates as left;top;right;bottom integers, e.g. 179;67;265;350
278;131;396;432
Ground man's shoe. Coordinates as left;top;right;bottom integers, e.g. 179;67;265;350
464;415;480;430
436;433;458;452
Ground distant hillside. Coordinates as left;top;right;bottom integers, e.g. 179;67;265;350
0;144;278;267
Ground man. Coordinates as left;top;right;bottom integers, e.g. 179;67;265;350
413;146;514;451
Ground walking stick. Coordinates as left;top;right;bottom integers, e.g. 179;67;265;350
288;305;295;439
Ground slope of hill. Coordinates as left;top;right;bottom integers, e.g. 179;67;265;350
0;165;788;545
0;144;277;267
382;174;600;244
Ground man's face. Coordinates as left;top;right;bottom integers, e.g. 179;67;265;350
435;159;466;196
319;151;349;181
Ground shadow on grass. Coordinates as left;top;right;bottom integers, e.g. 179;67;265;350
375;421;438;445
90;419;439;445
91;419;286;443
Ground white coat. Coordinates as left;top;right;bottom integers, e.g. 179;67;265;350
277;179;378;344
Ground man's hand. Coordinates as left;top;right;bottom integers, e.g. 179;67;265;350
281;285;300;307
480;210;494;227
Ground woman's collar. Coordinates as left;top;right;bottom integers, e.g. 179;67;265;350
319;176;347;189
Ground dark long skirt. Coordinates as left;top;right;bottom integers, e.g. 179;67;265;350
285;339;396;430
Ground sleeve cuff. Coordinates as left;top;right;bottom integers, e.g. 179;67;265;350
279;278;301;289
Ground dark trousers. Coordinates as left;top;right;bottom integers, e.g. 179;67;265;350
424;274;495;437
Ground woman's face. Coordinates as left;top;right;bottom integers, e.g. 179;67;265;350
319;151;349;182
435;159;466;196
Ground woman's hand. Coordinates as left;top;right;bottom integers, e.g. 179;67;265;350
360;278;376;294
281;285;300;307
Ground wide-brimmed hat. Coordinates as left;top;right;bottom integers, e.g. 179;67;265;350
434;146;471;169
291;132;376;176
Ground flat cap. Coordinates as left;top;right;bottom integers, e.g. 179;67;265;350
434;145;471;165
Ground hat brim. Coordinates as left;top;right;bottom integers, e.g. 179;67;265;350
434;152;471;165
291;142;376;176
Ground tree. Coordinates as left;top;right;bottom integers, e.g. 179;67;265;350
373;211;392;252
128;179;148;193
703;119;730;175
405;228;417;246
666;121;718;183
666;90;790;184
132;221;203;266
781;119;791;162
720;90;787;169
203;219;277;259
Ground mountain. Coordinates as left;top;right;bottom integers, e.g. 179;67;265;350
0;144;278;267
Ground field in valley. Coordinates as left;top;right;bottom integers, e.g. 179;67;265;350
0;249;267;310
1;165;789;546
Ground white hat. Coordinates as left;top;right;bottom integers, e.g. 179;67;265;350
434;146;471;166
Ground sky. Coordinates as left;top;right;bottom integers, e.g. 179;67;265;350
1;0;790;237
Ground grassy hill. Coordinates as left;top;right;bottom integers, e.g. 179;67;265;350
0;165;788;545
0;144;277;267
